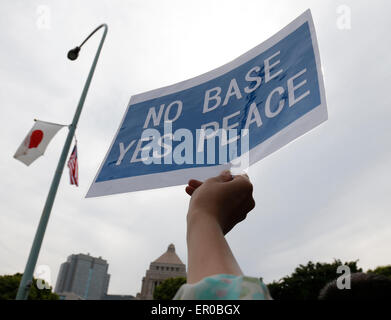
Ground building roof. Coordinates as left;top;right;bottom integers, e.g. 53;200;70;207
152;244;184;265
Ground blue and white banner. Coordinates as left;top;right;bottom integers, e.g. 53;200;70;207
86;9;327;197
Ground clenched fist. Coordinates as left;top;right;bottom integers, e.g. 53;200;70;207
186;170;255;235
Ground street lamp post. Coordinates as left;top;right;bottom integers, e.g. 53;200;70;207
16;24;108;300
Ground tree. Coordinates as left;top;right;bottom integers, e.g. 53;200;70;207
0;273;59;300
267;260;362;300
367;265;391;279
153;277;186;300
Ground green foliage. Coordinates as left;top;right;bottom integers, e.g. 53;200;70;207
267;259;362;300
153;277;187;300
0;273;59;300
367;265;391;279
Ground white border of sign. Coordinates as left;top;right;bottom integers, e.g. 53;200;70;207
86;9;327;198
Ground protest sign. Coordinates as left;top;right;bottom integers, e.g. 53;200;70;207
86;9;327;197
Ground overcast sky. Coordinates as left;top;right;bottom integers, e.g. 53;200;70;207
0;0;390;296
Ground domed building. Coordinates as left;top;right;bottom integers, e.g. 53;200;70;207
137;244;186;300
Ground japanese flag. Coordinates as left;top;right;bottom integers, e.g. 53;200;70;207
14;120;66;166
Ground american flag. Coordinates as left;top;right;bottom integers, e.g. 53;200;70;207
67;143;78;186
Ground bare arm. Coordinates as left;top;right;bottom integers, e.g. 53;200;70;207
185;170;255;284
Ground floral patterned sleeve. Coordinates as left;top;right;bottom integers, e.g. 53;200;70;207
173;274;272;300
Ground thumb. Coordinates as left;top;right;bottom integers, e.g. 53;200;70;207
215;170;233;182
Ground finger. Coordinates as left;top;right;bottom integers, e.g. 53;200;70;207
185;185;195;196
232;173;251;183
244;197;256;213
228;175;253;193
232;172;250;180
188;179;202;189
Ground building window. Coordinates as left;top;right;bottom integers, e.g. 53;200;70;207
156;266;159;270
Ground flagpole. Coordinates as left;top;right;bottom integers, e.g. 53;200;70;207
16;24;108;300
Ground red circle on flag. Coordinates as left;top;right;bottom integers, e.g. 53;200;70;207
28;130;44;148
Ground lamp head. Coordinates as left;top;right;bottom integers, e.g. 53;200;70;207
67;46;80;60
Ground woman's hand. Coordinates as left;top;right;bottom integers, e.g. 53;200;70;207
185;170;255;235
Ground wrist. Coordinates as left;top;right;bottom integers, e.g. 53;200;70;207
186;209;222;238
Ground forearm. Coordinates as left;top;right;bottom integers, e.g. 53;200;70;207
186;212;243;284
